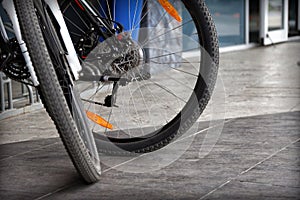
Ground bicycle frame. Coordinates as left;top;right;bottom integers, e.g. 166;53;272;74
73;0;120;33
1;0;124;85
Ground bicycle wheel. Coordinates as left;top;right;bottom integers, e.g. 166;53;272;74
14;0;101;183
62;0;219;154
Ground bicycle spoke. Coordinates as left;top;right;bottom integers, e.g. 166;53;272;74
70;4;89;28
96;0;109;20
150;81;188;104
148;47;200;60
144;19;194;45
132;0;138;31
150;61;199;79
131;1;149;32
64;16;86;34
105;0;113;22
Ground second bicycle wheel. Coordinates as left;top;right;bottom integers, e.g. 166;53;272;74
63;0;219;153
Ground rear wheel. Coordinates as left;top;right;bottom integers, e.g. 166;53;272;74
14;0;101;183
63;0;219;153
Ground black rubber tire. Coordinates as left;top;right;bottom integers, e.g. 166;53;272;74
90;0;219;154
14;0;101;183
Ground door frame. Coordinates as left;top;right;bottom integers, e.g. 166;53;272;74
298;0;300;30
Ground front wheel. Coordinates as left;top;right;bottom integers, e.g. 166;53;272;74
14;0;101;183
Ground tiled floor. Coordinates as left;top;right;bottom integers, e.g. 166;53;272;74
0;112;299;200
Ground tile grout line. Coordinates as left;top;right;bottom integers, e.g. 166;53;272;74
33;181;80;200
224;71;274;97
103;119;232;173
199;137;300;200
289;103;300;112
0;141;60;161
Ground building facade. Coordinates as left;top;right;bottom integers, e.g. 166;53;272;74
204;0;300;49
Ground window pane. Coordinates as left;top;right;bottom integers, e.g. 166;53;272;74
268;0;284;31
206;0;246;47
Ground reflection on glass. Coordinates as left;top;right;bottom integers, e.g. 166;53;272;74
288;0;299;36
268;0;283;31
249;0;260;43
206;0;245;47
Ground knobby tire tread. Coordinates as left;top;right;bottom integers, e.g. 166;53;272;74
14;0;101;183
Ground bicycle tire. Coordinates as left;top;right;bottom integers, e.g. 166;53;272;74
14;0;101;183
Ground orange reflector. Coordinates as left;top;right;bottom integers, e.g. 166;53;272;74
86;110;113;130
158;0;182;22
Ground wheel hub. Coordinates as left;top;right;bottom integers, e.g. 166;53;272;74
110;33;144;76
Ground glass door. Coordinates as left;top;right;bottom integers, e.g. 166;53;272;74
261;0;288;45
